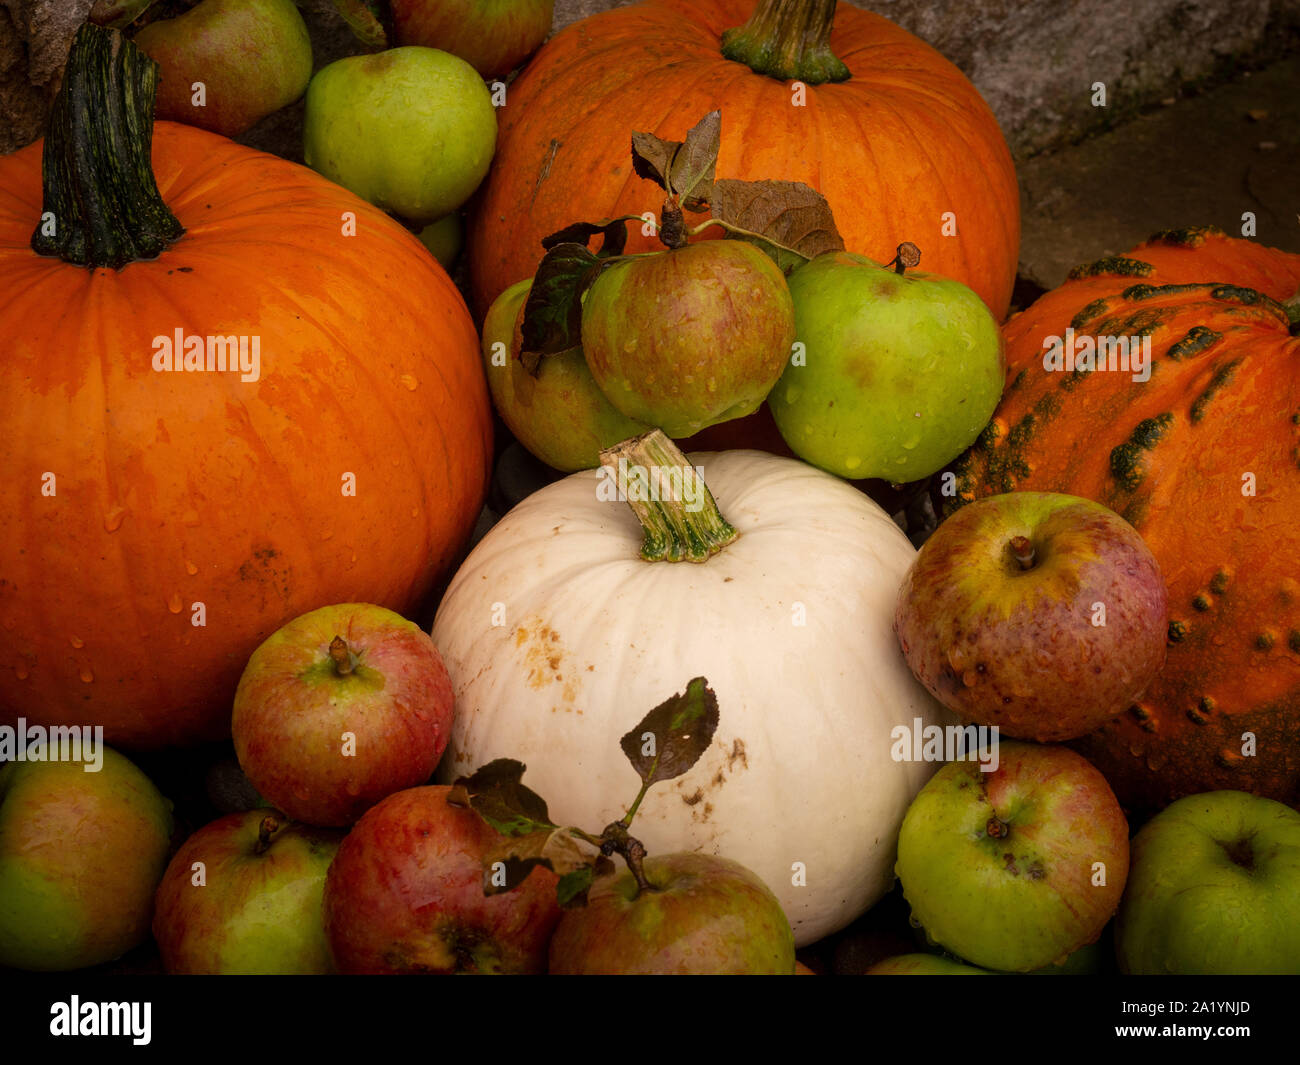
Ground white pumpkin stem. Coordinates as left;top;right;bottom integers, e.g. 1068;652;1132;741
599;430;738;563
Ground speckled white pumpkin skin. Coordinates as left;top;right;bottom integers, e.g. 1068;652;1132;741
432;450;950;945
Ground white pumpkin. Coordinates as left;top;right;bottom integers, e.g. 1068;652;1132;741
431;439;949;945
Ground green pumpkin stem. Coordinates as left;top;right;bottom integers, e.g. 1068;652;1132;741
31;24;184;269
1284;290;1300;334
721;0;850;85
599;429;738;563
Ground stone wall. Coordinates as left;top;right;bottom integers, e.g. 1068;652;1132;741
2;0;1298;157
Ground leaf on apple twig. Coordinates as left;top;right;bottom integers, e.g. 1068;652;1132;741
556;855;616;908
619;677;719;786
710;178;845;273
448;758;556;836
481;825;591;895
542;216;641;259
631;110;720;212
519;242;605;374
331;0;388;49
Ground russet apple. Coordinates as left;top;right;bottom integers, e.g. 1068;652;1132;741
895;491;1167;741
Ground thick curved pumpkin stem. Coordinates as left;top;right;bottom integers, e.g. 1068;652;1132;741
599;429;738;563
31;24;184;268
721;0;850;85
1285;290;1300;334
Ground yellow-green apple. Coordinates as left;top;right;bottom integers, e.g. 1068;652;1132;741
133;0;313;138
894;491;1167;741
323;785;561;973
0;747;173;971
895;741;1129;972
769;246;1004;480
580;241;796;438
1116;790;1300;974
418;212;464;271
232;603;454;827
303;47;497;225
547;852;795;975
484;278;648;471
152;810;343;974
390;0;554;78
865;953;990;975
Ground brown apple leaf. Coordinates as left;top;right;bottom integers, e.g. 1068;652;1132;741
619;677;719;786
330;0;388;49
631;110;721;212
541;215;642;259
518;242;605;374
448;758;556;836
710;178;845;273
481;825;593;896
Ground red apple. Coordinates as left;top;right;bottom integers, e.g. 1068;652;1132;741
323;785;561;973
895;741;1129;972
153;810;343;974
0;745;173;971
232;603;454;827
895;491;1167;741
389;0;555;78
547;852;796;975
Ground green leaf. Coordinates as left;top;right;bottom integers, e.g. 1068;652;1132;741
619;677;719;786
448;758;557;836
710;178;845;273
519;241;604;374
330;0;388;49
482;825;592;896
542;216;641;258
556;855;616;908
630;110;721;212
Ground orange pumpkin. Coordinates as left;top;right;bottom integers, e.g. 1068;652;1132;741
0;27;492;749
469;0;1019;320
953;230;1300;812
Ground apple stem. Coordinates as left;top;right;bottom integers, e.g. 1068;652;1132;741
329;635;357;675
599;429;739;563
1009;536;1036;570
890;241;921;276
600;821;656;898
659;200;688;250
254;814;280;855
985;816;1009;840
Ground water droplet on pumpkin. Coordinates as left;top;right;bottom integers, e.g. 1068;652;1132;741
320;529;334;541
69;635;84;648
345;781;361;797
350;553;358;564
79;668;94;683
103;506;127;532
410;508;419;519
182;509;200;527
14;664;29;680
400;374;419;391
185;561;198;576
167;593;183;614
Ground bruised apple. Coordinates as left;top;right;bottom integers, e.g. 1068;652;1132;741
580;241;795;438
323;785;561;973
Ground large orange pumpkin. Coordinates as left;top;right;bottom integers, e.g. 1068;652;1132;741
0;28;492;749
469;0;1019;320
952;229;1300;812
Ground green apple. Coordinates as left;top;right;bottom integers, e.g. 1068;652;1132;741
1116;790;1300;974
152;810;343;974
484;278;648;471
580;240;796;438
133;0;313;138
770;247;1004;480
303;47;497;225
0;746;173;971
866;953;990;974
418;212;464;270
896;740;1129;972
390;0;555;78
